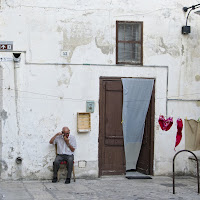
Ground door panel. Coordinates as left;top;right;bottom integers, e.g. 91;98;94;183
99;78;154;176
136;95;152;174
136;84;155;175
99;80;125;176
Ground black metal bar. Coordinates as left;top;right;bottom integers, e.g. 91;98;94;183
187;4;200;10
184;3;200;26
173;150;199;194
186;9;193;26
173;155;175;194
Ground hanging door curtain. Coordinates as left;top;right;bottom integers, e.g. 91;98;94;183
122;78;154;171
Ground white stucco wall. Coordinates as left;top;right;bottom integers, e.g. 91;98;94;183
0;0;200;179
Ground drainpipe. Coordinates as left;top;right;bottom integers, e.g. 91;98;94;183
13;53;21;136
13;53;23;177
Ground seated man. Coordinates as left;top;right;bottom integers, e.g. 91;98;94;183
49;127;77;184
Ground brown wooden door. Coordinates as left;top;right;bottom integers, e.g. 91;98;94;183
99;79;125;176
136;84;155;175
99;77;154;176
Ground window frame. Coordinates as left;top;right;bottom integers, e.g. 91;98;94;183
116;21;143;65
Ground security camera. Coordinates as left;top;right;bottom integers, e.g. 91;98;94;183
13;53;21;62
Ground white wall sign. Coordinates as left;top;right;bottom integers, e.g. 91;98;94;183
61;51;68;56
0;41;13;51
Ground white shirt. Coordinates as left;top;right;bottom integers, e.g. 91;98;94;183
53;135;77;155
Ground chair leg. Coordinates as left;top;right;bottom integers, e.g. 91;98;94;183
57;170;60;182
73;165;76;182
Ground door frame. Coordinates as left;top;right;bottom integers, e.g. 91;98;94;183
99;76;155;177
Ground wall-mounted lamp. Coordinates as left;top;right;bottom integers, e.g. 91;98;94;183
13;53;21;63
182;4;200;34
182;3;200;34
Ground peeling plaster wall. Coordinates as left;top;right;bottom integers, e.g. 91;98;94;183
1;58;168;179
0;0;200;179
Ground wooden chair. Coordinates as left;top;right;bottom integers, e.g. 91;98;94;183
55;144;76;182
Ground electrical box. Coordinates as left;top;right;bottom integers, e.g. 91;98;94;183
182;26;190;34
77;112;91;132
86;101;95;113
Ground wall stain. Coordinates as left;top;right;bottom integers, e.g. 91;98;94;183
57;23;93;63
39;115;59;131
155;37;180;57
57;66;73;87
162;9;171;18
181;45;184;55
83;12;94;16
195;75;200;81
48;166;53;172
8;147;14;159
1;109;8;121
0;160;8;172
95;37;113;55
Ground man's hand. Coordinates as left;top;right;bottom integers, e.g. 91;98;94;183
57;132;63;136
63;135;75;152
64;136;70;145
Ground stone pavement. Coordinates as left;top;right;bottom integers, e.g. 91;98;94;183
0;176;199;200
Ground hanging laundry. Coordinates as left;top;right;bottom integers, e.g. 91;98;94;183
175;118;183;148
158;115;173;131
185;119;200;151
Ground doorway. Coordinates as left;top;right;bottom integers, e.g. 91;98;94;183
99;77;155;176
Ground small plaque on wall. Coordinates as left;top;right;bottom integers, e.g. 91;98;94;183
77;112;91;132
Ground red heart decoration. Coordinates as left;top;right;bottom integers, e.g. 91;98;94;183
158;115;173;131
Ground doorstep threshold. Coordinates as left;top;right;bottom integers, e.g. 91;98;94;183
125;171;152;179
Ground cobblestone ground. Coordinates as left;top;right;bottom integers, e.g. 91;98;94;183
0;176;199;200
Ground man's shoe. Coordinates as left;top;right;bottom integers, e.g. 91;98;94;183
52;177;57;183
65;178;71;184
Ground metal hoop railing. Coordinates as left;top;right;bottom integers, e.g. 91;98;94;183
173;150;199;194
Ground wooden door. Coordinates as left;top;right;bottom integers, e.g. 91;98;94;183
136;84;155;175
99;79;125;176
99;77;155;176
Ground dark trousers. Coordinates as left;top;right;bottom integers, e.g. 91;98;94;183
53;154;74;179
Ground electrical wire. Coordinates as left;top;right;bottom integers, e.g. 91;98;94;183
185;4;200;26
5;96;197;122
3;89;199;121
4;87;97;102
4;0;179;18
3;87;200;102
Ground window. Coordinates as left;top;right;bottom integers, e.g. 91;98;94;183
116;21;143;65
